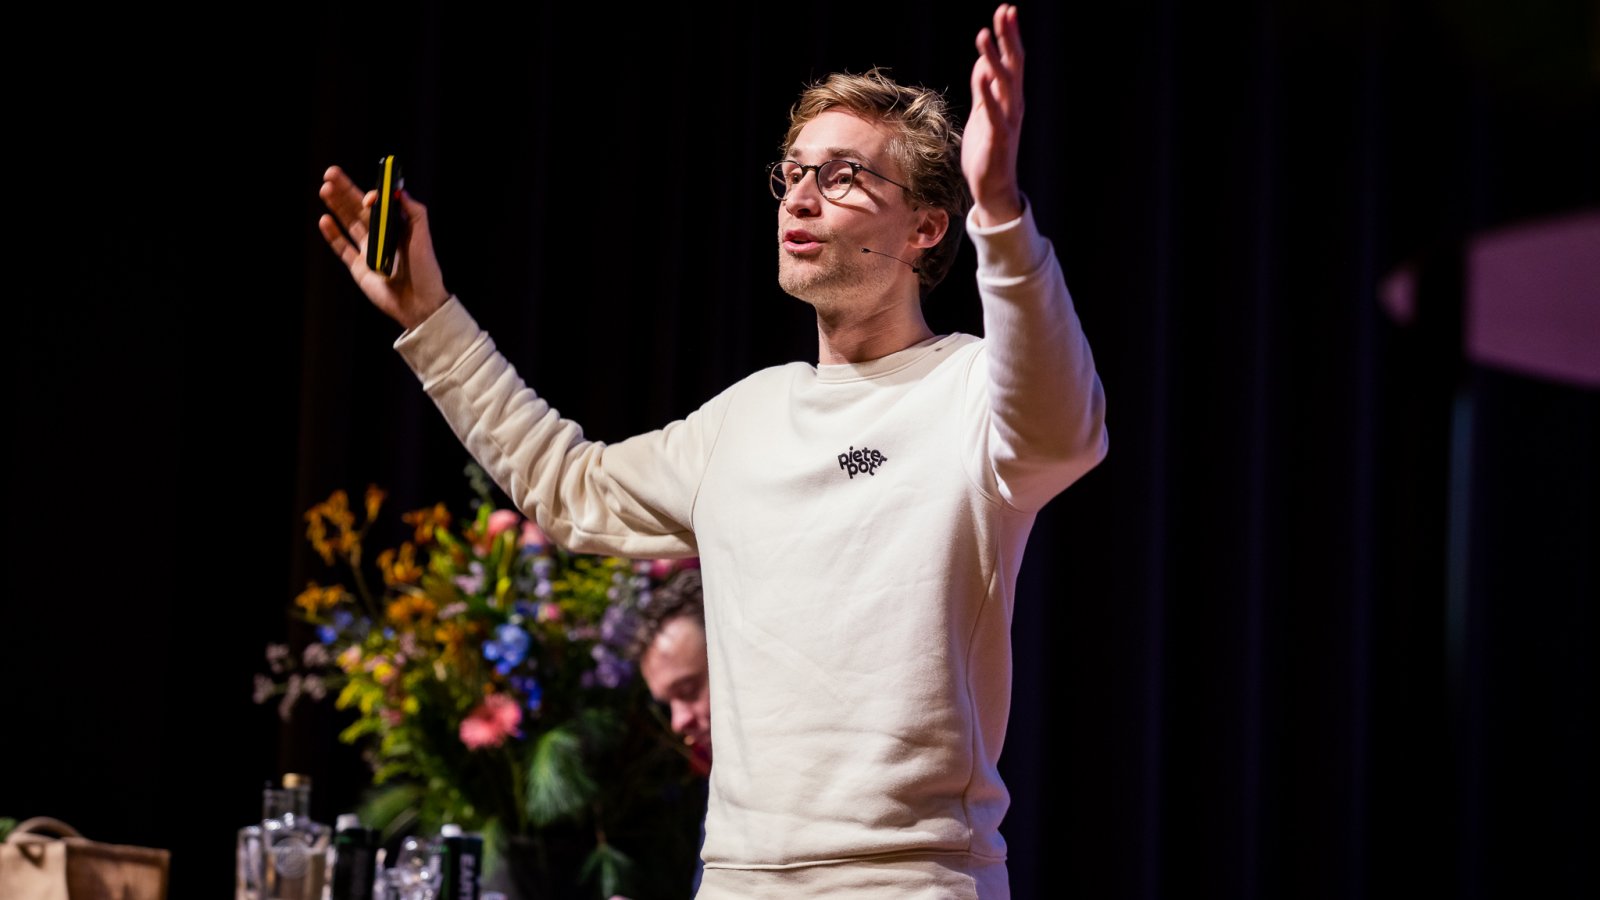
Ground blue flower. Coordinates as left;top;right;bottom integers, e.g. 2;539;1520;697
510;675;543;713
319;609;357;645
483;623;532;675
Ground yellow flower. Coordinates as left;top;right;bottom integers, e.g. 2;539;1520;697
364;485;386;523
313;490;356;528
337;644;363;673
295;583;349;617
402;503;452;545
306;490;359;565
386;594;438;628
378;542;424;586
433;620;480;671
305;515;335;566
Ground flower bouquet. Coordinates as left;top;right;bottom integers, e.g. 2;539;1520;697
256;464;704;900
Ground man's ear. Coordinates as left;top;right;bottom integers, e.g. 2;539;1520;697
912;207;950;251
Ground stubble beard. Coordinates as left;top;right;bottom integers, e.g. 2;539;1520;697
777;244;886;316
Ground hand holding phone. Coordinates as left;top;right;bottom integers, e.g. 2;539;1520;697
366;154;404;278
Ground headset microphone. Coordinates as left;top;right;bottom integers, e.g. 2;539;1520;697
861;247;920;274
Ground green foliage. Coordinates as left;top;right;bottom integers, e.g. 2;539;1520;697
255;464;704;899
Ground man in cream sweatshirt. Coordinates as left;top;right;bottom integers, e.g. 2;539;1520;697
317;6;1106;897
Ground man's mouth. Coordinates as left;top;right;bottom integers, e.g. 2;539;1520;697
782;230;824;253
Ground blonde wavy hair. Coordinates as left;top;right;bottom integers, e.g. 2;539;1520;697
781;67;972;298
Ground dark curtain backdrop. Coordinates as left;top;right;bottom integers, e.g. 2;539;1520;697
8;2;1596;899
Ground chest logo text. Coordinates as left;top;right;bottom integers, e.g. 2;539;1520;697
838;445;888;479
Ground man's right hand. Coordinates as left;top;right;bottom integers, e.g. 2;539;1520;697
317;165;451;330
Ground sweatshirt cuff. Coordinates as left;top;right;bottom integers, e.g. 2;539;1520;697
393;295;486;381
967;193;1051;282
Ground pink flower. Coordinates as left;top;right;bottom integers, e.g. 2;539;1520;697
487;509;522;540
649;557;700;579
520;520;548;550
460;693;523;750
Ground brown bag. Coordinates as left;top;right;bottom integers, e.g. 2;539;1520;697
1;817;169;900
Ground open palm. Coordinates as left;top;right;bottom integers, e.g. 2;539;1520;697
962;3;1026;226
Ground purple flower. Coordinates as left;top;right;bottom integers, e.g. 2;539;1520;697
599;602;639;648
266;643;291;674
278;674;303;721
303;675;328;701
589;645;633;689
455;561;486;595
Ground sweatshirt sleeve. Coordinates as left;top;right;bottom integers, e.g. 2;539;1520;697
963;198;1109;512
393;297;729;558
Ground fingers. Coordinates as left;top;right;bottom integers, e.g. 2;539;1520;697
970;46;996;121
973;31;1015;122
317;213;366;277
975;5;1024;121
992;3;1024;73
319;165;370;244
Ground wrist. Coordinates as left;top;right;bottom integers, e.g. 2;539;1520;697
400;292;450;331
971;191;1023;228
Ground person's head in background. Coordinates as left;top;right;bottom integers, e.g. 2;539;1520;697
631;567;712;773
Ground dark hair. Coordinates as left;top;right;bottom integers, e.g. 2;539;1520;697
625;568;704;662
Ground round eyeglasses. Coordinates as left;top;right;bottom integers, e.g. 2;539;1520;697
768;159;915;202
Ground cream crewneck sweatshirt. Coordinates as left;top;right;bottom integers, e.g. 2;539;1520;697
395;201;1107;897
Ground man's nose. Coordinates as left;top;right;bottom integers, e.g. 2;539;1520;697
783;171;824;217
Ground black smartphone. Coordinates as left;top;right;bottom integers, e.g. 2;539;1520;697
366;154;404;277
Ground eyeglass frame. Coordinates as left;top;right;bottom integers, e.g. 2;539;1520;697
768;158;917;203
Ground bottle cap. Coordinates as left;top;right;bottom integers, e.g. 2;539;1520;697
336;813;362;831
439;823;462;838
282;772;312;789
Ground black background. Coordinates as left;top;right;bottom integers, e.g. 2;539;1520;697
6;2;1596;898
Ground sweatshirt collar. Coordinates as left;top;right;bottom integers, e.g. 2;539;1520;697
812;333;960;384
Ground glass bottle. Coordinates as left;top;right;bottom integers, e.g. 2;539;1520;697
381;833;441;900
237;782;289;900
260;772;331;900
238;820;260;900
